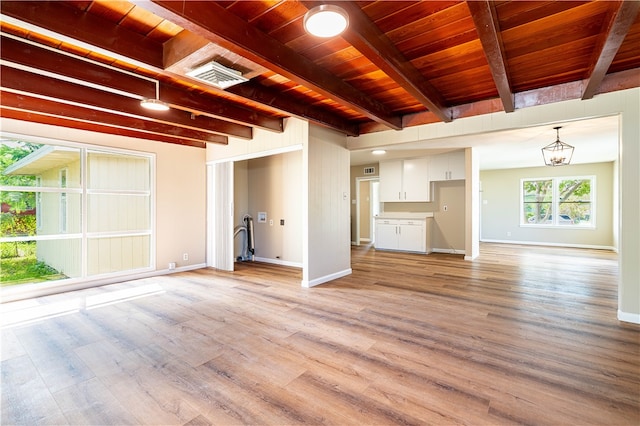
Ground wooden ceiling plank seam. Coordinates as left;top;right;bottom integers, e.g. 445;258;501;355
467;0;515;112
135;0;402;130
0;107;208;148
0;90;226;144
0;65;251;139
312;0;452;122
581;0;640;100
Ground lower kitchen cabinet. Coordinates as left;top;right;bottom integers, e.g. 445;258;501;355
374;217;432;253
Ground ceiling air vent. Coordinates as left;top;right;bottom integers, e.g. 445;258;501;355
186;61;248;89
364;167;375;175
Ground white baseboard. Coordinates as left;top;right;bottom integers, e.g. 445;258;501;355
480;239;616;251
302;268;352;288
168;263;207;273
1;263;207;303
618;310;640;324
432;248;466;255
253;257;302;268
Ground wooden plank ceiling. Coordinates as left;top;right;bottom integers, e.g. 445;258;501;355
1;1;639;148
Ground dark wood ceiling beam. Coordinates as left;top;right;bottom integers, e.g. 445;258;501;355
0;91;226;145
136;0;402;130
0;107;207;148
157;83;282;133
467;0;515;113
308;1;451;123
1;65;252;139
226;81;360;137
0;34;156;99
1;2;350;136
359;69;638;134
0;1;164;68
1;33;283;134
581;0;640;100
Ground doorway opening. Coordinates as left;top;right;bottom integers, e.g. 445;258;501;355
355;177;380;246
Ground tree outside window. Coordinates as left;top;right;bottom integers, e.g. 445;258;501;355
522;176;594;227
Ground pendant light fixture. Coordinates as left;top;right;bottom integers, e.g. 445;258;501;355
542;126;574;166
303;5;349;38
140;81;170;111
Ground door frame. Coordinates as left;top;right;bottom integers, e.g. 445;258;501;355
355;176;379;246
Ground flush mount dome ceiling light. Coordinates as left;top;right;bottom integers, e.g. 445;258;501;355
542;126;574;166
140;98;170;111
303;5;349;38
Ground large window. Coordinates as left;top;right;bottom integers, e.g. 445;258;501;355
1;138;154;288
522;176;595;227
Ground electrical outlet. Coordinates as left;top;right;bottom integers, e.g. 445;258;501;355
280;219;285;226
183;253;188;261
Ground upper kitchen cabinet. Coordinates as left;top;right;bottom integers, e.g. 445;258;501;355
429;151;465;181
379;158;430;202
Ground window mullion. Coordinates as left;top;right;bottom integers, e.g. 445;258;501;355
552;177;558;226
81;148;88;279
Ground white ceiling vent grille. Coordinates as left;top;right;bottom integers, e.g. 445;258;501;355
364;166;375;175
186;61;248;89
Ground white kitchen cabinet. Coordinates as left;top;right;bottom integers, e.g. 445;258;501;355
429;150;465;181
374;219;399;250
379;157;430;202
374;217;432;253
378;160;403;202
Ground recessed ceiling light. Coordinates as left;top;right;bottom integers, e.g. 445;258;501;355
372;150;386;155
303;5;349;38
140;98;170;111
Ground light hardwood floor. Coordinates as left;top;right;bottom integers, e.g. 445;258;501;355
1;243;638;425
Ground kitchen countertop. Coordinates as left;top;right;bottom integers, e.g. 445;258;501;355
375;212;434;219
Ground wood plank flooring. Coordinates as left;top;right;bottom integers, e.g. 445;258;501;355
1;243;638;425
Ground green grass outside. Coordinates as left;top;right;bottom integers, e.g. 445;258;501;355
1;242;63;286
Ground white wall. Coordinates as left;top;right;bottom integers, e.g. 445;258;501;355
245;151;303;265
348;88;640;323
304;124;352;286
207;118;352;287
233;161;249;259
481;162;615;248
206;118;306;163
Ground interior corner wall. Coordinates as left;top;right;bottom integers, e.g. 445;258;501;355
246;151;303;265
480;162;615;248
304;124;352;287
431;180;465;252
1;118;207;276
